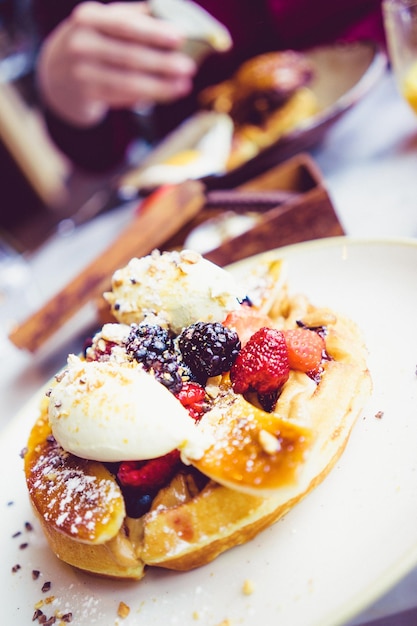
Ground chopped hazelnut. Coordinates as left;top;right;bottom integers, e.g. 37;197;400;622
117;601;130;619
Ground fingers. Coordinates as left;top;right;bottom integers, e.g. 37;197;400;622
69;26;196;79
36;1;197;126
63;23;195;108
73;58;194;107
71;1;185;49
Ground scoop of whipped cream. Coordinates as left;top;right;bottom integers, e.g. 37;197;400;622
104;249;244;334
48;354;209;462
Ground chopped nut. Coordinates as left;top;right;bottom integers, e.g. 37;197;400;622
180;250;201;264
117;601;130;619
44;596;55;605
258;429;281;454
54;371;67;383
242;578;255;595
205;376;222;398
32;608;44;621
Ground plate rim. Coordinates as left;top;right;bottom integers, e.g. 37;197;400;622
225;234;417;272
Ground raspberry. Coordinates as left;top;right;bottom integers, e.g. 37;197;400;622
125;324;185;394
230;327;290;395
223;306;274;346
117;450;181;492
178;322;241;384
284;328;325;373
176;381;206;421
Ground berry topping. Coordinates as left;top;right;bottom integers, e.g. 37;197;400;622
257;390;280;413
117;450;181;492
223;306;274;346
175;381;207;421
178;322;241;384
230;327;290;395
125;324;185;394
123;491;154;518
117;450;181;517
284;328;325;373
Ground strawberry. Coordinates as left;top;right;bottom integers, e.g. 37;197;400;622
284;328;325;373
230;327;290;395
223;306;274;346
117;449;181;492
175;381;206;421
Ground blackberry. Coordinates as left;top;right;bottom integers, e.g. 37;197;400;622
257;390;280;413
178;322;241;384
125;324;183;394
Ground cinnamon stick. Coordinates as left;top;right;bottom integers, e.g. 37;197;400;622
9;180;206;352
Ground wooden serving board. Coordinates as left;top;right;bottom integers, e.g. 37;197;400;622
165;152;344;266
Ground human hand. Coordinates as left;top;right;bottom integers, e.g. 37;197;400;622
36;1;197;127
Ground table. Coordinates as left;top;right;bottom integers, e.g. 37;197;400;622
2;68;417;625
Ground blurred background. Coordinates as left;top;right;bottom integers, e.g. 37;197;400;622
0;0;112;252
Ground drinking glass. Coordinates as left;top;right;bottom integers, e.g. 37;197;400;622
383;0;417;113
0;238;38;347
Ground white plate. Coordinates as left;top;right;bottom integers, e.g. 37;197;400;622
3;237;417;626
201;40;388;187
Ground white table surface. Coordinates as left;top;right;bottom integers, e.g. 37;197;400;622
2;68;417;626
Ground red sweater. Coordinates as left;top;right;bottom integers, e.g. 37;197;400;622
33;0;385;171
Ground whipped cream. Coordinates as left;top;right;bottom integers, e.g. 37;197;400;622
104;249;244;333
48;354;209;462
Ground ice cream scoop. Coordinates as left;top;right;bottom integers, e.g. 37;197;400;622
104;249;245;334
48;354;209;462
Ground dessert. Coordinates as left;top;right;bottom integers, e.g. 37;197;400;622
24;249;371;580
199;50;319;169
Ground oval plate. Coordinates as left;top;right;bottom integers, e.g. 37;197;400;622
3;236;417;626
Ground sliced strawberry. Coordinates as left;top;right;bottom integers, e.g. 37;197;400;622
223;306;273;346
230;327;290;395
284;328;325;373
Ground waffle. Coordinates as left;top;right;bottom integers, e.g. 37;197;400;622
23;255;371;580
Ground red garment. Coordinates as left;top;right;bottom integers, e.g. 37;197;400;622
33;0;384;172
